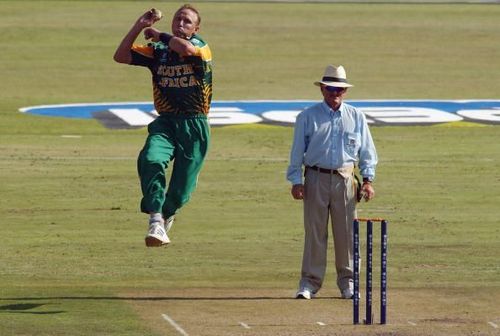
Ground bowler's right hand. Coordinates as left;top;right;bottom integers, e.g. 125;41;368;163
136;10;161;29
291;184;304;200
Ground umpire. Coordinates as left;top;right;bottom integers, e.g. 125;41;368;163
286;65;378;299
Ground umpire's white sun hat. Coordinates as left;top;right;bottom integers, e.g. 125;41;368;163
314;65;353;88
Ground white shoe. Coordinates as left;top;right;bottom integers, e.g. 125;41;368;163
164;215;175;233
341;287;354;299
145;220;170;247
295;288;314;299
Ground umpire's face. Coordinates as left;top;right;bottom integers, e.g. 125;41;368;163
321;85;347;110
171;8;200;39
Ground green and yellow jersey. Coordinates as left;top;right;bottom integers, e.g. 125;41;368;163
130;35;213;116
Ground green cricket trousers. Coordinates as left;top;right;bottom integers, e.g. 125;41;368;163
137;114;210;219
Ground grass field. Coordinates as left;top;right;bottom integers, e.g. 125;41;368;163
1;1;500;335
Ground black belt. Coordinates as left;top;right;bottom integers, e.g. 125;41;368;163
306;165;340;175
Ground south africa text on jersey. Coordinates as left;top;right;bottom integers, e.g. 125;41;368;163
157;64;198;88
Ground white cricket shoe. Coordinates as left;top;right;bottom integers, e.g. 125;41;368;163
164;215;175;233
295;288;314;300
145;220;170;247
341;287;354;299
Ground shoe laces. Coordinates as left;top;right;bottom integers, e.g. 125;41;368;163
149;221;166;235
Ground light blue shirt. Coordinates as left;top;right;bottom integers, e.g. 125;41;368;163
286;101;378;185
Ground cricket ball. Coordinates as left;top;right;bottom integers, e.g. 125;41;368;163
150;8;163;21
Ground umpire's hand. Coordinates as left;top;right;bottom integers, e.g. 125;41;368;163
291;184;304;200
361;182;375;201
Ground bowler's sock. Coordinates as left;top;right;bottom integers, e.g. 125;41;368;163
149;213;163;224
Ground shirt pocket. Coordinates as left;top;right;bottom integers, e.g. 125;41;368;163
344;132;360;158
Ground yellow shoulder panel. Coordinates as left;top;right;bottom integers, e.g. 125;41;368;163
194;45;212;62
131;44;154;58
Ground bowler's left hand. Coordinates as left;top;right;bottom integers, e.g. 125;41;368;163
144;27;160;41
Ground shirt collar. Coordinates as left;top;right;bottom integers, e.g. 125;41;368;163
322;101;343;114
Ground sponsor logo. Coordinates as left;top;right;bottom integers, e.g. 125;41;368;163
19;100;500;129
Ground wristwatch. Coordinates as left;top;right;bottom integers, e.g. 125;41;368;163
362;177;373;183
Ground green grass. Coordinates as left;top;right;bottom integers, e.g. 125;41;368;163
1;1;500;335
